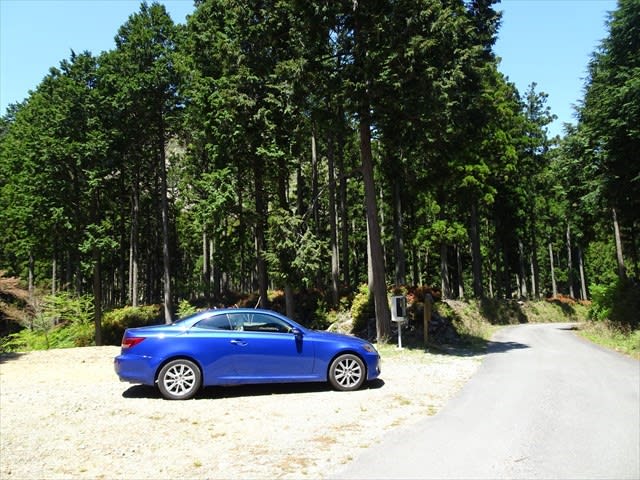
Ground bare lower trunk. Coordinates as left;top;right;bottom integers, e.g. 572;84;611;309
549;243;557;297
93;248;102;346
456;245;464;299
566;223;574;298
440;243;450;299
202;230;210;298
285;284;295;319
392;176;406;286
612;207;626;279
28;252;34;300
159;132;172;323
359;120;391;342
254;160;268;308
328;138;339;306
578;247;587;300
518;240;528;299
51;257;56;296
470;202;483;298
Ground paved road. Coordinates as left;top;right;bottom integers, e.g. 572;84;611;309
335;323;640;479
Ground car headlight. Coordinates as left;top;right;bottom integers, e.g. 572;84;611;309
362;343;377;354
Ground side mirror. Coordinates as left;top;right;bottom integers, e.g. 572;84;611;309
291;327;303;338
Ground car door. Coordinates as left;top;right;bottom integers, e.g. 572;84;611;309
226;312;316;380
185;313;240;384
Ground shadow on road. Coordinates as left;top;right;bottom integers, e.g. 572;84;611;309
485;340;530;354
0;352;25;364
122;378;385;400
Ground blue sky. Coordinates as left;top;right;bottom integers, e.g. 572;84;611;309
1;0;616;138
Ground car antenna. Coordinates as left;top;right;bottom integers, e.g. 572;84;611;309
254;296;261;309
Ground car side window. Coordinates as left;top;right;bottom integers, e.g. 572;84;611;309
227;313;291;333
194;314;232;331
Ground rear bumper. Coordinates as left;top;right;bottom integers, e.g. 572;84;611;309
114;354;156;386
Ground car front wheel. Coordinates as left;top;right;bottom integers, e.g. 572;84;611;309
157;359;201;400
329;353;366;391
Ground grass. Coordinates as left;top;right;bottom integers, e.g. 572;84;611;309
578;321;640;360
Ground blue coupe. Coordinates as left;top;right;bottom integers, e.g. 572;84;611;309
114;308;381;400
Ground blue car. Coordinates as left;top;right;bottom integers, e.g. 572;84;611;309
114;308;381;400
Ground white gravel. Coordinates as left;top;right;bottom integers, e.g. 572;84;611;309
0;345;483;479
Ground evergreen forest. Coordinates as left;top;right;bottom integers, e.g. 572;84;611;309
1;0;638;346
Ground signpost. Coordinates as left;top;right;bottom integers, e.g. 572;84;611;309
390;295;407;349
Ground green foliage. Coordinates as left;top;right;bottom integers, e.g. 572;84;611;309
0;0;635;339
176;299;198;319
1;293;94;352
585;241;618;286
265;208;325;289
101;305;161;345
581;0;640;229
350;284;375;334
589;278;640;329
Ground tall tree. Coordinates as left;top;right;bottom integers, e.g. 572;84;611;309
581;0;640;278
105;2;181;321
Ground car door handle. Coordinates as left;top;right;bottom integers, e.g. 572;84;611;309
230;339;247;347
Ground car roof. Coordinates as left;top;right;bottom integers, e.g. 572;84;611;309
175;308;293;326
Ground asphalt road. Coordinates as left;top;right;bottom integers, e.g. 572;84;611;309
335;322;640;479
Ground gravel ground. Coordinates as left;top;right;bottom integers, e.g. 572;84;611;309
0;345;483;479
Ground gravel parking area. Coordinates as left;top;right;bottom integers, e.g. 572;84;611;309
0;345;483;479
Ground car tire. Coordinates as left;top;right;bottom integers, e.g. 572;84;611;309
157;359;201;400
328;353;366;391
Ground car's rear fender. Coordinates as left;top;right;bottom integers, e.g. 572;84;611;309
154;355;204;387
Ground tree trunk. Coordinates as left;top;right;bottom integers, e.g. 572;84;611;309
202;230;210;299
456;245;464;299
366;218;373;290
392;176;406;286
440;243;450;299
159;124;172;323
338;142;350;290
327;138;339;306
311;129;320;235
612;207;627;279
93;247;102;346
212;237;220;298
130;180;139;307
530;235;540;298
549;243;557;297
353;5;391;343
254;159;268;308
566;223;575;298
411;244;420;287
518;240;528;298
359;119;391;342
578;246;588;300
51;256;57;296
529;254;537;299
284;284;295;319
469;202;483;298
28;252;34;300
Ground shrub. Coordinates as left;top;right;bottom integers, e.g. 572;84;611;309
176;299;198;319
1;293;94;352
350;284;374;334
589;277;640;329
101;305;161;345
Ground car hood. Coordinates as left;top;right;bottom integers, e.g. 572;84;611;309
309;329;370;345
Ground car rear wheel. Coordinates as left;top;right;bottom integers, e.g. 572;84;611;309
329;354;366;391
157;359;201;400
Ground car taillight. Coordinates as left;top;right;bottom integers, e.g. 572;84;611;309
122;337;145;349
